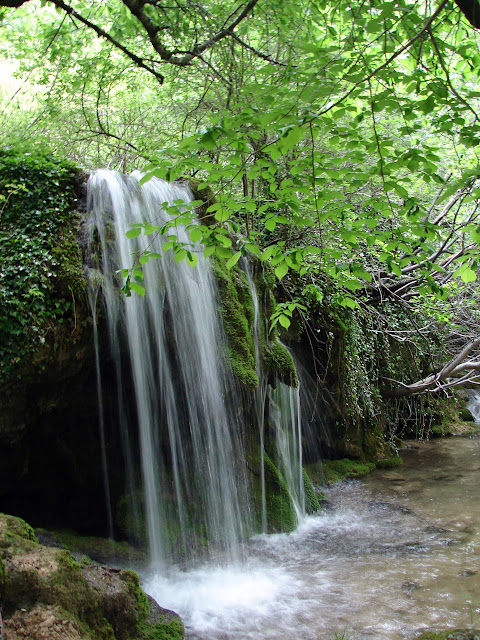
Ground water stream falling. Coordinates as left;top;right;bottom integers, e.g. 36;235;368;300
243;261;305;528
86;171;480;639
87;170;251;565
86;283;114;539
466;389;480;424
269;381;305;523
243;262;268;532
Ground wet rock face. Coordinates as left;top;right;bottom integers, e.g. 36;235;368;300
0;513;184;640
0;335;127;534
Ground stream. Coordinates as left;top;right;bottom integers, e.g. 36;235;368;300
145;432;480;639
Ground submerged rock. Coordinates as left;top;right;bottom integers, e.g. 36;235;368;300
0;513;184;640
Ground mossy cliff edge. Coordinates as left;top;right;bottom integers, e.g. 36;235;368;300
0;150;126;534
0;512;184;640
211;256;297;388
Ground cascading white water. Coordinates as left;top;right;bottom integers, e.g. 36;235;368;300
269;380;305;523
466;389;480;424
146;434;480;640
243;263;268;532
86;170;251;565
242;261;305;527
86;283;114;539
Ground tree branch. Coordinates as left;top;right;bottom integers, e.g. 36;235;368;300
47;0;165;83
384;338;480;397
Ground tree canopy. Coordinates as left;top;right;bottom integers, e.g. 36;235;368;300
1;0;480;393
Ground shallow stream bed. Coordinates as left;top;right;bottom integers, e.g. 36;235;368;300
145;433;480;639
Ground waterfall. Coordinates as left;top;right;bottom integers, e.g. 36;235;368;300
243;262;268;532
243;262;305;528
86;281;114;539
86;170;251;566
269;381;305;522
466;389;480;424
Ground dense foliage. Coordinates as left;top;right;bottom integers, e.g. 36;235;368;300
1;0;480;392
0;150;84;381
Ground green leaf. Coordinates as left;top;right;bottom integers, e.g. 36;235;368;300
275;261;288;280
129;282;145;297
278;314;291;329
261;246;277;262
186;251;198;268
226;251;242;269
470;227;480;243
190;227;203;243
245;242;261;255
215;209;230;223
174;248;187;263
204;246;216;258
461;268;477;283
126;228;142;239
339;296;357;309
216;246;233;259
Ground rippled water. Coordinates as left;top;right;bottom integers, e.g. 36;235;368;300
145;433;480;639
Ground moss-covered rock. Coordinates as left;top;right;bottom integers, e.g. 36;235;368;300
122;570;184;640
0;513;184;640
303;468;322;513
264;340;298;387
211;256;258;386
306;458;376;486
0;149;87;385
263;452;297;533
375;456;403;469
42;529;148;568
430;396;479;437
184;178;216;226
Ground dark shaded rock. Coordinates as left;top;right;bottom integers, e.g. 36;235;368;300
34;529;65;549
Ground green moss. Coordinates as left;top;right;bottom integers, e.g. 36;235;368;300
122;569;185;640
121;569;150;616
185;179;216;226
307;459;376;486
48;550;116;639
258;262;276;294
140;618;185;640
52;529;147;567
228;348;259;387
52;226;87;298
211;256;258;386
375;456;403;469
1;514;178;640
4;514;38;543
263;341;298;387
429;396;480;437
303;469;321;514
263;452;297;533
0;149;85;383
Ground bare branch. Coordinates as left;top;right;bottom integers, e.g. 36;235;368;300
385;338;480;397
47;0;165;83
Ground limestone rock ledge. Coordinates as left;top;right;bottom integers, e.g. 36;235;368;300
0;513;184;640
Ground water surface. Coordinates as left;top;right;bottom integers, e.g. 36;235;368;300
146;433;480;639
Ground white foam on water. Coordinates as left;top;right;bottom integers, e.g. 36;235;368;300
144;440;480;640
144;560;308;638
